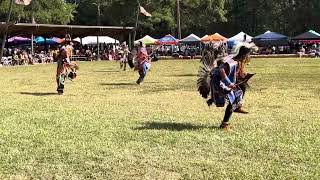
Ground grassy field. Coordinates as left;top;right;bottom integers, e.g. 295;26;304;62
0;58;319;179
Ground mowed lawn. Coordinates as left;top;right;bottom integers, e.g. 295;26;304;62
0;58;319;179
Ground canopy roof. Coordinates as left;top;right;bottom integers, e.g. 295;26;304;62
81;36;119;45
299;40;320;43
228;32;252;42
0;22;133;38
254;31;287;39
180;34;201;43
34;37;58;45
73;37;81;43
201;33;227;42
156;34;179;45
201;35;208;40
8;36;66;45
134;35;157;45
52;37;64;43
292;30;320;40
252;31;289;46
8;36;31;43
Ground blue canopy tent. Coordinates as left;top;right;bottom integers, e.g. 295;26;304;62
156;34;179;45
34;37;58;45
252;31;289;46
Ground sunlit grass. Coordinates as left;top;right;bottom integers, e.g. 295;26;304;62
0;58;319;179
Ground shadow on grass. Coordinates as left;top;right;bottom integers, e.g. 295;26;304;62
100;82;136;86
171;73;198;77
19;92;57;96
135;121;219;131
144;82;160;84
140;83;195;94
140;87;181;94
93;70;120;73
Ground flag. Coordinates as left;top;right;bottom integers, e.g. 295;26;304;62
140;6;152;17
15;0;32;5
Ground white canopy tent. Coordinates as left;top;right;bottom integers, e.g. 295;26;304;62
228;32;252;42
81;36;119;45
73;37;81;43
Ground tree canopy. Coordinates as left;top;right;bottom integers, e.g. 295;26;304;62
0;0;76;24
0;0;319;38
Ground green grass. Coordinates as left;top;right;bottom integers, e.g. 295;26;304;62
0;58;319;179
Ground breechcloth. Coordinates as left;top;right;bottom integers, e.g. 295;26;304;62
56;61;68;93
223;84;246;123
57;73;66;92
137;62;150;83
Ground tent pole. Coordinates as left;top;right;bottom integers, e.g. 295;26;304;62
133;0;140;42
31;34;34;56
97;36;100;60
128;32;132;50
0;0;14;61
44;37;48;56
70;34;73;61
177;0;181;39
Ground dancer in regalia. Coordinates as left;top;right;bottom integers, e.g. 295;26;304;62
197;42;256;131
119;42;130;71
56;34;79;95
200;42;227;68
135;41;151;85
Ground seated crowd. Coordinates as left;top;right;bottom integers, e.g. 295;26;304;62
1;42;319;66
257;42;320;57
1;48;55;66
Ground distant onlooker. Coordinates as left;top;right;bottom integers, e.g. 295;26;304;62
272;46;276;54
298;46;306;58
314;44;320;58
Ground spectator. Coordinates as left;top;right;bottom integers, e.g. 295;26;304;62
298;46;306;58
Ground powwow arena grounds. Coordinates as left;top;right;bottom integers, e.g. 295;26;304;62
0;58;319;179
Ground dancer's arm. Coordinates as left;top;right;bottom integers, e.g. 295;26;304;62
220;64;236;90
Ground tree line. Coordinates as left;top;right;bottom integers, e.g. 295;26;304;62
0;0;319;38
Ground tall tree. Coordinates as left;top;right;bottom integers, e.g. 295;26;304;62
72;0;227;38
228;0;320;36
2;0;320;38
180;0;227;36
0;0;77;24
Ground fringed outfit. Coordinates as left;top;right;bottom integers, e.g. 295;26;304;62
56;46;78;94
135;47;151;84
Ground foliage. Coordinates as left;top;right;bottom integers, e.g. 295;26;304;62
0;0;77;24
0;59;319;178
229;0;320;36
72;0;227;38
71;0;320;37
1;0;320;38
